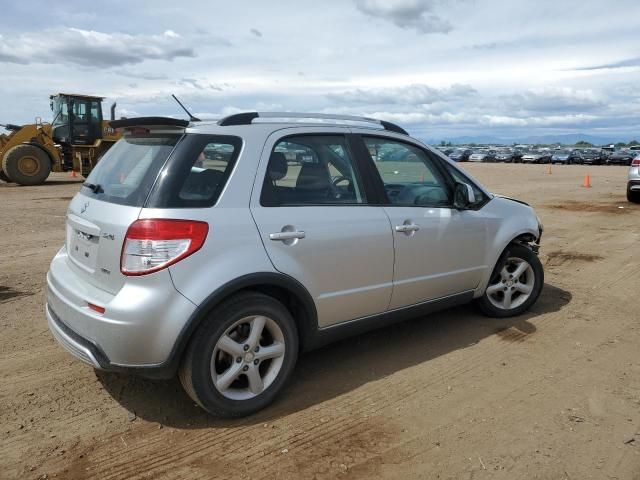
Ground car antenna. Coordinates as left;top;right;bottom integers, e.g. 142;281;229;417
172;94;201;122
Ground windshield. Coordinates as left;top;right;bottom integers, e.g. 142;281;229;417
51;96;69;129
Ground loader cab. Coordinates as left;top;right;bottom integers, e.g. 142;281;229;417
50;93;104;145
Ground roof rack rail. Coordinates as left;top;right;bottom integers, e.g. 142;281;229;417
217;111;409;135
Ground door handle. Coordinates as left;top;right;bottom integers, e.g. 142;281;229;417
395;224;420;233
269;231;306;241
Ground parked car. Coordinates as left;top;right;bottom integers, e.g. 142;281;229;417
449;148;472;162
607;149;635;166
495;148;522;163
437;147;455;156
580;149;603;165
551;149;583;165
468;149;497;162
46;112;544;417
628;155;640;203
521;150;552;164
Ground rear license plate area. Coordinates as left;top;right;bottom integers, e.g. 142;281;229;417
69;229;99;270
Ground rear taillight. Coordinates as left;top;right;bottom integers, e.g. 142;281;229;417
632;158;640;167
121;219;208;276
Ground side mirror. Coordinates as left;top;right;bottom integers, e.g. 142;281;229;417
454;182;475;209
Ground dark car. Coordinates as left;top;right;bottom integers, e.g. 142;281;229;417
551;149;583;165
495;148;522;163
521;150;553;164
449;148;472;162
607;149;635;166
437;147;455;156
581;149;603;165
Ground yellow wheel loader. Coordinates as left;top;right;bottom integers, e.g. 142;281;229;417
0;93;121;186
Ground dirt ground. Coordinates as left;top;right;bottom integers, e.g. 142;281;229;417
1;164;639;480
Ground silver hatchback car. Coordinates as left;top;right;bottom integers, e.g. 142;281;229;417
47;112;544;417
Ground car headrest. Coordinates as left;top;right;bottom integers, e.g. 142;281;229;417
268;152;288;181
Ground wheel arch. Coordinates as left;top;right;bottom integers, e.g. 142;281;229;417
167;272;318;376
476;227;542;298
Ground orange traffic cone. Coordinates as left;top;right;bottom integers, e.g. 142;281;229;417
70;170;77;178
582;174;591;188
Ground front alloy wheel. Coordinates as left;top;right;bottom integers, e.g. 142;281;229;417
485;258;535;310
476;244;544;318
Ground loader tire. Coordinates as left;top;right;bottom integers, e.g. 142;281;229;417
2;145;51;186
0;169;11;182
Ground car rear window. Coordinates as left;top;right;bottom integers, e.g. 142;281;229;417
81;134;181;207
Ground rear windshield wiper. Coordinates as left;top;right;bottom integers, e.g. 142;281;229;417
82;182;103;194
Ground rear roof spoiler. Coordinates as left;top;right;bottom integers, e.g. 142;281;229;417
110;117;189;129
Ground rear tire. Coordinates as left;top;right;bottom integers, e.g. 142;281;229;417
2;144;51;186
628;185;640;203
179;292;298;417
475;244;544;318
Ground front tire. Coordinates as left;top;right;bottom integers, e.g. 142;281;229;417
475;244;544;318
179;292;298;417
2;144;51;186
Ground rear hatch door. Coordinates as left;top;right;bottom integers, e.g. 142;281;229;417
65;125;185;294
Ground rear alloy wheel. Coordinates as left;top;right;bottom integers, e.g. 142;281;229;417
476;244;544;318
2;144;51;186
179;292;298;417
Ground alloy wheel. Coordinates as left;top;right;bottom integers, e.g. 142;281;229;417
210;315;286;400
486;257;535;310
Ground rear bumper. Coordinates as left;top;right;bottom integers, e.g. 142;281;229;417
46;247;197;376
47;303;106;369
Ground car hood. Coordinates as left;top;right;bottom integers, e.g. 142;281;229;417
552;154;570;159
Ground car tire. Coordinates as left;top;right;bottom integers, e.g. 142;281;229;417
179;291;299;417
628;185;640;204
475;244;544;318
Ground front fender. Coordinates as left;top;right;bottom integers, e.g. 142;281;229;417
474;197;541;298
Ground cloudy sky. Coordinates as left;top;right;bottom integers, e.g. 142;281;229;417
1;0;639;142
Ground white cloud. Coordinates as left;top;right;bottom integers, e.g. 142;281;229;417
0;28;197;67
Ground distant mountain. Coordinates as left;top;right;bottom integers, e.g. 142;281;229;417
426;133;636;146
